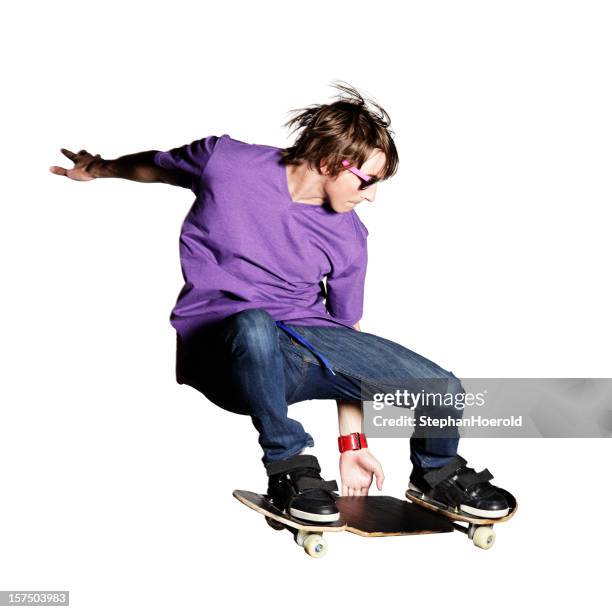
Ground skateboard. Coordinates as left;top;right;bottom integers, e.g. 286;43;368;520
405;486;518;549
233;489;453;558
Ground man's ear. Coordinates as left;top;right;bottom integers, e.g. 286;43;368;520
319;159;332;177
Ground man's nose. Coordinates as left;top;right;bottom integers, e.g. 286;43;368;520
362;184;378;202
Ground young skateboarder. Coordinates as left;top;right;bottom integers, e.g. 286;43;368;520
50;83;513;524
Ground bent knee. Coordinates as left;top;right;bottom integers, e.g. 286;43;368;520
231;308;274;327
226;308;278;353
446;372;465;396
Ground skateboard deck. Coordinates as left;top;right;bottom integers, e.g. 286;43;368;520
233;490;453;557
405;486;518;549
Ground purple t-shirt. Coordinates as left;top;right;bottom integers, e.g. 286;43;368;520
154;134;368;341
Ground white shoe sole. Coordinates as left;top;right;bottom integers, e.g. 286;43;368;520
408;482;510;519
289;507;340;523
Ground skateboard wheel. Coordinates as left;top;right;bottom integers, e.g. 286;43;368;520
303;534;328;558
265;516;285;531
472;526;496;550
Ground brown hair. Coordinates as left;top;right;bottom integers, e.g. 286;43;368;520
280;81;399;180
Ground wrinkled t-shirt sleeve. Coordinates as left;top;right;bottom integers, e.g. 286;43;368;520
153;135;219;191
325;235;368;327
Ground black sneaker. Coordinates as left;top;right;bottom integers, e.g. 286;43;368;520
408;455;511;519
265;454;340;523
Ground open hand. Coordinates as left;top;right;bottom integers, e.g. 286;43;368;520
49;148;103;181
339;448;385;496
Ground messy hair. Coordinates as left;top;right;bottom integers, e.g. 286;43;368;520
280;81;399;180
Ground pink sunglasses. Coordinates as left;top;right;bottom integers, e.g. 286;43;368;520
342;159;380;190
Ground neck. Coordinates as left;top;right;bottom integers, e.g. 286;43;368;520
286;163;327;205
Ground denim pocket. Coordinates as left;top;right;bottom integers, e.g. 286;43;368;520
288;336;319;364
278;328;315;362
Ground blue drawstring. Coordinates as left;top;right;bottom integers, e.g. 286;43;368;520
275;321;336;376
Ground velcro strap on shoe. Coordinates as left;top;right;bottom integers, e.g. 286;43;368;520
295;476;338;492
265;454;320;477
441;486;464;506
423;455;467;488
456;468;494;490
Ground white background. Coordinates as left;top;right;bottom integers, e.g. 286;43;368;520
1;0;610;610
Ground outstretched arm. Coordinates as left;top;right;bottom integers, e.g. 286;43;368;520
49;148;188;186
337;322;385;497
337;399;385;496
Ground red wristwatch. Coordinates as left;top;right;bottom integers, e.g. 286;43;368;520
338;432;368;453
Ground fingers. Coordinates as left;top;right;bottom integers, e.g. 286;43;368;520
60;148;78;162
346;487;368;497
375;466;385;491
61;148;92;164
49;166;67;176
342;484;348;496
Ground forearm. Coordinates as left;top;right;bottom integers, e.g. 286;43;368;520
90;151;171;183
337;400;363;435
336;321;363;433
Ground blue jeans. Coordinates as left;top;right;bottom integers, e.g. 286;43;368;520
176;308;465;469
